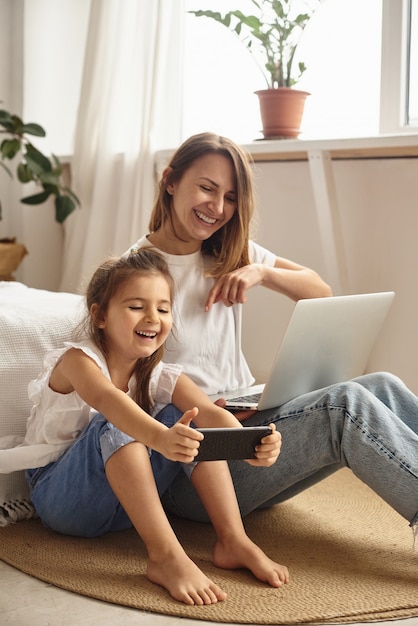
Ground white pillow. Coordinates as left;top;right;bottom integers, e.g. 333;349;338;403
0;282;84;525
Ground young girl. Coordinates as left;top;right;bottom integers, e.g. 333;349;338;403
1;248;288;606
128;132;418;539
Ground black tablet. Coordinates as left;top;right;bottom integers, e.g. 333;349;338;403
194;426;272;461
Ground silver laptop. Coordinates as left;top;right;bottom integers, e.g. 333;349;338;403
219;292;395;411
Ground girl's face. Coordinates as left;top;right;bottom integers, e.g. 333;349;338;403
97;273;172;365
166;153;237;250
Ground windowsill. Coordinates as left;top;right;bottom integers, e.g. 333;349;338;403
60;133;418;170
153;134;418;175
241;133;418;162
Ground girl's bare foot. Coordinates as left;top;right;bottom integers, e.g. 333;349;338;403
213;535;289;588
147;548;227;605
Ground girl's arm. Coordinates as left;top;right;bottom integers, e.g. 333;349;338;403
205;256;332;311
50;348;202;463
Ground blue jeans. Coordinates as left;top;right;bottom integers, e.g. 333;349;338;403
26;406;187;537
161;372;418;530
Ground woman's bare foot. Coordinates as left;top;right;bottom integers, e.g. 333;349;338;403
213;535;289;588
147;548;227;605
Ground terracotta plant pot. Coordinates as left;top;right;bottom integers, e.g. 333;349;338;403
255;88;310;139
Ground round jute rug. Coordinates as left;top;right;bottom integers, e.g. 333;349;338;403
1;469;417;624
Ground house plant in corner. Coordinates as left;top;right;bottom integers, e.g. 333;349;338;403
0;108;79;223
0;108;80;278
189;0;322;139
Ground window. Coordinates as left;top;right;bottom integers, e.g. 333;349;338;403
19;0;418;154
407;0;418;124
184;0;418;142
380;0;417;133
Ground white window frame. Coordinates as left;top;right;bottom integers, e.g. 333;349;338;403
380;0;416;133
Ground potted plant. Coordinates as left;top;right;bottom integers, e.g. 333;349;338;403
0;108;80;278
189;0;322;139
0;108;80;223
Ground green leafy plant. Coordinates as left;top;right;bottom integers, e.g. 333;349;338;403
189;0;321;89
0;109;80;223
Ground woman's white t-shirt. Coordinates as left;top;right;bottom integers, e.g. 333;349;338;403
129;237;276;395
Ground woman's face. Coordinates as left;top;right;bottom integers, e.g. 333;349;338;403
166;153;237;248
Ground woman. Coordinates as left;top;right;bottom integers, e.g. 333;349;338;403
128;132;418;536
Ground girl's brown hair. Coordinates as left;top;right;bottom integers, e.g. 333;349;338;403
149;132;255;279
84;248;174;413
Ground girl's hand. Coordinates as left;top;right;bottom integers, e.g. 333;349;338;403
246;423;281;467
158;407;203;463
205;264;266;311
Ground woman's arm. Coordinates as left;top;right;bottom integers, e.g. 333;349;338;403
172;374;242;428
265;256;332;299
205;256;332;311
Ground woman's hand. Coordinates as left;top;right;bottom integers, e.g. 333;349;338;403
246;423;282;467
205;257;332;312
213;397;257;422
158;408;203;463
205;264;266;311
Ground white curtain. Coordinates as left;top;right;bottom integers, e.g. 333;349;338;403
60;0;185;293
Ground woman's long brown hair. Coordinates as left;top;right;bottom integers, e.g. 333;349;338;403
149;132;256;279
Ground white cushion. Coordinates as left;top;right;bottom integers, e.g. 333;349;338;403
0;282;84;525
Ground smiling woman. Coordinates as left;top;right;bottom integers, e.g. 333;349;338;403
147;152;238;256
128;131;332;394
